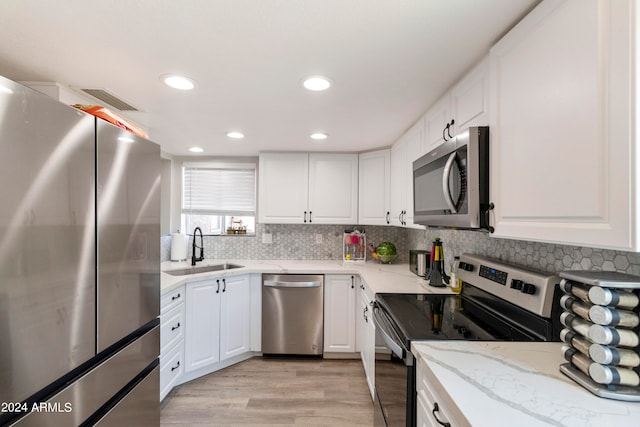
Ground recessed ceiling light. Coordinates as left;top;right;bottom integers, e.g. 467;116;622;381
118;136;135;143
188;147;204;153
161;74;196;90
226;131;245;139
302;76;333;91
310;133;329;140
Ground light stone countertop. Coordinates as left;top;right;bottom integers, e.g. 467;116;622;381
411;341;640;427
160;259;452;295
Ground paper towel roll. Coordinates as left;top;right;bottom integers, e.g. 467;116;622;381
171;232;188;261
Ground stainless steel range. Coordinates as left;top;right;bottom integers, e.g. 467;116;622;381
372;253;562;427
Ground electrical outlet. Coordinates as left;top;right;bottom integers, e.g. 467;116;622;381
262;233;272;244
315;234;323;244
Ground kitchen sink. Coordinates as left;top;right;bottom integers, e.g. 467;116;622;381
164;263;245;276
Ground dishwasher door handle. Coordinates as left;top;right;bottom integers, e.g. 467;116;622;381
263;280;322;288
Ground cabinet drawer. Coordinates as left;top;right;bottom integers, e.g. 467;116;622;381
161;285;185;313
161;302;185;356
160;342;183;401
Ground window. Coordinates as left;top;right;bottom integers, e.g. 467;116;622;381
182;162;256;235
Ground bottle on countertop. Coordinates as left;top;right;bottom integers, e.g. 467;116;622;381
588;324;640;348
588;305;640;329
589;363;640;387
426;238;446;288
561;345;592;377
560;328;592;357
559;279;591;303
589;343;640;367
560;295;592;322
588;286;640;310
560;312;591;338
449;256;462;294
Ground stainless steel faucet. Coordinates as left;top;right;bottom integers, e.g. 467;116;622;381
191;227;204;266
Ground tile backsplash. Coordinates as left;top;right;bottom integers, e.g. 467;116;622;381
161;223;408;263
407;228;640;276
161;224;640;277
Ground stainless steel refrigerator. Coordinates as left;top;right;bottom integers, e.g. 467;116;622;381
0;75;160;426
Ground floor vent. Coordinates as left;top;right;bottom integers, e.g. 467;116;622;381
79;88;139;111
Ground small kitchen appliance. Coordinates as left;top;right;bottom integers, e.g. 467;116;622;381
409;250;429;277
372;253;562;427
413;126;491;230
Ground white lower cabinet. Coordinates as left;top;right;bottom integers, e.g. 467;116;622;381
324;275;357;353
220;275;252;360
357;278;376;400
415;352;465;427
185;274;252;372
160;285;185;401
160;343;183;401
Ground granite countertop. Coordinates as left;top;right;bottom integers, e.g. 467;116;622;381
160;259;452;295
411;341;640;427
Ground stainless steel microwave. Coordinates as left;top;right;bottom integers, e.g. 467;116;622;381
413;126;491;230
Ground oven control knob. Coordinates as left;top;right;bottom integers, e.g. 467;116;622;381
521;283;536;295
510;279;523;290
459;262;474;272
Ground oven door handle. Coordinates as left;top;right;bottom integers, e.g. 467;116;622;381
372;307;406;360
441;151;458;214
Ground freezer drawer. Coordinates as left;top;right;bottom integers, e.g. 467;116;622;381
12;323;159;426
262;274;324;355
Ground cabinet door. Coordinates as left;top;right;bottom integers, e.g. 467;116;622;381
258;152;308;224
185;280;221;372
220;275;252;361
403;121;424;228
389;141;404;226
308;154;359;224
358;150;391;225
490;0;635;250
324;275;357;353
450;56;489;134
424;94;450;153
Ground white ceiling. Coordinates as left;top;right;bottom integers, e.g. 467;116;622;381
0;0;539;156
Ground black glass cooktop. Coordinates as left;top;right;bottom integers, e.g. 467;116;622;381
375;287;558;348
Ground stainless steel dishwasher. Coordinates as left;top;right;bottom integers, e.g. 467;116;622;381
262;274;324;355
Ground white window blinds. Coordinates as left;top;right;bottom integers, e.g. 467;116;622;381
182;162;256;216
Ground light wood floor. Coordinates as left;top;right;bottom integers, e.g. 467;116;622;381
160;357;375;426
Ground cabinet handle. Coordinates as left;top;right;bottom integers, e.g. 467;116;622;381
447;119;455;139
398;212;403;223
304;211;307;223
484;202;495;234
363;306;368;323
171;293;181;301
442;124;448;142
216;279;220;294
360;284;365;290
171;361;180;372
309;211;312;223
171;322;181;331
386;211;390;224
222;278;227;292
402;210;407;225
351;275;355;289
432;402;451;427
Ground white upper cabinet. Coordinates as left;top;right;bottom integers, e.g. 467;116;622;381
423;94;451;153
258;152;358;224
424;57;489;154
258;152;309;224
390;120;425;228
489;0;638;251
450;57;490;136
308;153;359;224
358;149;391;225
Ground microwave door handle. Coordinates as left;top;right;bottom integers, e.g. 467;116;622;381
442;152;458;213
